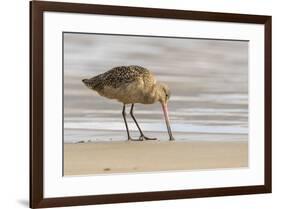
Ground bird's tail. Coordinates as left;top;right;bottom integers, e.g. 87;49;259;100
82;77;102;91
82;79;90;86
82;79;93;88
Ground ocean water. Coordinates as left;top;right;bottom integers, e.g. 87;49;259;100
63;33;248;143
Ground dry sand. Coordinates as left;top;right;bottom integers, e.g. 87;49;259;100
64;140;248;176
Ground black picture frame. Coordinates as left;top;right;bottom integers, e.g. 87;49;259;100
30;1;272;208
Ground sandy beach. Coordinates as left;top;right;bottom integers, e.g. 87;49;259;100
64;140;248;176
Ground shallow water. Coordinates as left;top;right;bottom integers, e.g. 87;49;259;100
63;33;248;143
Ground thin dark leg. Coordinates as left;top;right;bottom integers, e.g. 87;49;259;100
122;104;131;140
130;104;157;140
130;104;144;136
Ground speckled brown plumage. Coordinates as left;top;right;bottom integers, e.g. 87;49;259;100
83;65;154;91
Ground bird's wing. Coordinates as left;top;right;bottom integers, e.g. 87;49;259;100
91;66;155;90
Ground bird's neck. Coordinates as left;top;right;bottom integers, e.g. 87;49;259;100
142;83;159;104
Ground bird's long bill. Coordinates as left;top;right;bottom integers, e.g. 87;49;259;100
161;102;174;141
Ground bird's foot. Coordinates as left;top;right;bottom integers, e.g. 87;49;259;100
139;135;157;141
128;137;141;141
169;136;176;141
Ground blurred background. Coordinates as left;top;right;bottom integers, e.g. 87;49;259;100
63;33;248;143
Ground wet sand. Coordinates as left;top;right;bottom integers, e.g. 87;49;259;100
64;140;248;175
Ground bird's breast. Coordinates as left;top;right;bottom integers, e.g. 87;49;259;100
100;79;155;104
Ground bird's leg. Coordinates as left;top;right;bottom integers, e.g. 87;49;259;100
130;104;157;141
122;104;133;141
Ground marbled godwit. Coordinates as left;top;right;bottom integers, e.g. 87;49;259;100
82;65;175;141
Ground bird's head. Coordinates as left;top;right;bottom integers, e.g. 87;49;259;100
155;83;171;105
